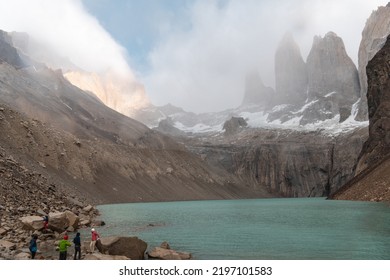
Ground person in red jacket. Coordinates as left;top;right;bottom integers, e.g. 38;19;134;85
90;228;100;253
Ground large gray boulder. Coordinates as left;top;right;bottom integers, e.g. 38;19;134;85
148;247;191;260
19;216;44;231
48;211;79;233
96;236;147;260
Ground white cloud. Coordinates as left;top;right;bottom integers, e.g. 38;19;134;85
0;0;385;114
0;0;134;78
144;0;385;113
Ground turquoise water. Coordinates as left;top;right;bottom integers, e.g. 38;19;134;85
95;198;390;259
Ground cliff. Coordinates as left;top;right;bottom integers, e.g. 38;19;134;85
332;34;390;202
356;3;390;120
274;33;308;105
356;35;390;173
188;128;366;198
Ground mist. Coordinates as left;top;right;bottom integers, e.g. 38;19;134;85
0;0;135;79
143;0;385;113
0;0;386;114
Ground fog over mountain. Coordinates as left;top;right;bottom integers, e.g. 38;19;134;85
0;0;385;113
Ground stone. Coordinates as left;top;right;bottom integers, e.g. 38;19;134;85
82;205;94;213
84;252;130;260
64;210;79;229
14;252;31;260
148;247;192;260
0;240;16;250
0;228;8;236
96;236;147;260
48;211;79;233
19;216;44;231
160;241;170;249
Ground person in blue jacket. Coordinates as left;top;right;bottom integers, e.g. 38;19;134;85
29;234;38;259
73;232;81;260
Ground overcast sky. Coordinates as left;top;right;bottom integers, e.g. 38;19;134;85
0;0;386;113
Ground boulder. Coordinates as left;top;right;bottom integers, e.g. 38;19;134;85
14;252;31;260
64;210;79;229
48;211;79;233
0;228;8;236
148;246;192;260
96;236;147;260
84;252;130;260
82;205;94;213
19;216;44;231
0;240;16;250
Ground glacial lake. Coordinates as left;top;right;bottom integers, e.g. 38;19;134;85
95;198;390;259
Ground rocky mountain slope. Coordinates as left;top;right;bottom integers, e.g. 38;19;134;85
0;29;271;204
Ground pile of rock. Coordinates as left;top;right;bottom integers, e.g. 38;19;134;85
0;145;102;259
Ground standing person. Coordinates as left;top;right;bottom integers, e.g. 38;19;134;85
29;234;38;259
73;232;81;260
90;228;100;253
58;235;72;260
42;215;49;232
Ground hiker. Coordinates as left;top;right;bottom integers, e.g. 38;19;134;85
42;215;49;232
73;232;81;260
29;234;38;259
90;228;100;253
58;235;72;260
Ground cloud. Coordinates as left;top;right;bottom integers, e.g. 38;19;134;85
144;0;384;113
0;0;385;114
0;0;134;78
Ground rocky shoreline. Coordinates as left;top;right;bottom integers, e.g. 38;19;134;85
0;147;190;260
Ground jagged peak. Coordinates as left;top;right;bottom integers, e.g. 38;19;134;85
277;32;300;50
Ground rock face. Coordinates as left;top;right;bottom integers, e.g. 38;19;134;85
331;34;390;202
274;33;307;105
64;70;151;117
190;128;367;198
0;31;25;68
268;32;361;125
306;32;360;118
355;35;390;174
356;3;390;120
241;70;275;108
